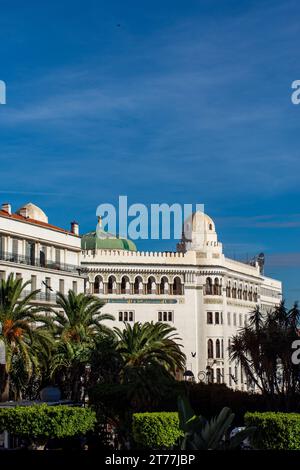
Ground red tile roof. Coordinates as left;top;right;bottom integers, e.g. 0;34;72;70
0;210;79;237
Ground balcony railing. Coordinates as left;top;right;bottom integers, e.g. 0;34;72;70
0;251;80;274
20;289;58;303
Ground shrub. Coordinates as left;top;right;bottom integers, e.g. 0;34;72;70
245;412;300;450
0;404;96;448
132;412;183;449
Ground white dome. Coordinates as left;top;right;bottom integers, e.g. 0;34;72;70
191;212;215;233
16;203;48;223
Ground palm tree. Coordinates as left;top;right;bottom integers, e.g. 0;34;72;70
113;322;186;411
229;302;300;410
0;274;53;400
113;321;186;373
53;291;114;343
50;291;114;400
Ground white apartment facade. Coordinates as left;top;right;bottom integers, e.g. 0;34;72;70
80;211;282;391
0;202;84;305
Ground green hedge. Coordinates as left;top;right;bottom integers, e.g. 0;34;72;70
245;412;300;450
0;405;96;439
132;412;183;449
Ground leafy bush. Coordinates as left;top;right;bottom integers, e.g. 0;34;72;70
132;412;183;449
178;395;255;450
245;412;300;450
0;404;96;448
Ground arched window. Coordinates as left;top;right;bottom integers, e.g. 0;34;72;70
120;275;130;294
216;339;221;358
232;282;237;299
107;275;116;294
160;276;169;295
253;289;258;302
134;276;143;294
214;278;220;295
226;281;231;298
94;275;103;294
207;339;214;359
248;288;253;301
205;277;213;295
243;286;248;300
173;276;183;295
209;223;213;231
238;284;242;299
216;368;221;384
147;276;156;294
221;339;224;358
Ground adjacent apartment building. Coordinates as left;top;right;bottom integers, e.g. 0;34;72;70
0;202;83;305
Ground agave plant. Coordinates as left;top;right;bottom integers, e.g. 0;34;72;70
178;395;255;450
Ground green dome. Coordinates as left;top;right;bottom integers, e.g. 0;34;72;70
81;231;137;252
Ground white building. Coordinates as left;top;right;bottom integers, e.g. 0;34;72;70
80;211;282;390
0;202;84;305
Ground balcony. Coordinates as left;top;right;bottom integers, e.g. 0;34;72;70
0;251;80;274
20;289;58;304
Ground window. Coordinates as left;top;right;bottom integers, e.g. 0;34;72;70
107;276;116;294
229;367;232;386
55;248;61;264
119;311;134;322
72;281;77;294
227;312;231;325
173;277;183;295
59;279;65;294
216;368;221;384
40;245;47;267
121;276;130;294
220;312;223;324
0;235;4;255
12;238;18;255
25;241;35;265
158;311;173;322
214;278;221;295
31;275;37;292
221;339;224;358
239;313;242;326
94;276;103;294
207;312;213;324
233;313;237;326
134;276;143;294
205;277;213;295
215;312;220;324
216;339;221;358
45;277;51;300
160;277;169;295
207;339;214;359
226;282;231;297
147;277;156;294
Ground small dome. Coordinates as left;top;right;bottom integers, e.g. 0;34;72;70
81;231;137;252
191;212;215;233
16;203;48;223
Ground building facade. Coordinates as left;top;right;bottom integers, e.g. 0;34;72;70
81;211;282;390
0;202;282;390
0;202;84;305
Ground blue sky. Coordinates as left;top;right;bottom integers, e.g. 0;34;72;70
0;0;300;304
